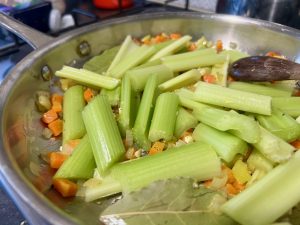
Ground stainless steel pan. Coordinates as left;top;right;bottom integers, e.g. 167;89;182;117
0;12;300;225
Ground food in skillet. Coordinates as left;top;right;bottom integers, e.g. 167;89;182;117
35;33;300;225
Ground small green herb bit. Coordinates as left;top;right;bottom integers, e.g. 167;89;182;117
148;92;179;142
82;95;125;175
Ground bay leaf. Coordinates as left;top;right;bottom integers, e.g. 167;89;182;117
83;46;120;74
100;178;237;225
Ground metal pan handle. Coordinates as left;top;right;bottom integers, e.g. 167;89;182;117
0;12;54;50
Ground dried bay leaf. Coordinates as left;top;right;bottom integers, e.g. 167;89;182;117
100;178;237;225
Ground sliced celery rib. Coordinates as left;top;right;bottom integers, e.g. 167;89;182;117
148;92;179;142
55;66;120;90
54;135;96;180
193;108;260;144
174;107;198;138
256;108;300;142
82;95;125;175
161;48;216;62
252;125;294;163
111;142;221;193
228;81;292;97
194;81;272;115
126;64;173;91
193;123;248;163
219;49;248;63
163;54;226;72
100;86;120;107
272;97;300;117
158;69;201;92
133;75;159;149
62;85;86;146
149;35;192;61
210;55;230;86
222;151;300;225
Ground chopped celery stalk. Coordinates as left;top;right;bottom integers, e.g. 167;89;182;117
219;49;248;63
161;48;216;62
163;54;226;72
252;125;294;163
148;92;179;142
82;95;125;175
109;45;157;78
193;108;260;143
84;176;122;202
177;95;211;111
111;142;221;193
265;80;298;92
149;35;192;61
152;39;175;52
132;58;161;69
133;75;159;149
210;55;229;86
174;107;198;138
222;151;300;225
272;97;300;117
55;66;120;90
247;149;274;173
194;81;272;115
62;85;86;146
118;76;134;136
256;108;300;142
192;123;248;163
100;86;120;107
297;115;300;124
126;64;173;91
158;69;201;92
231;159;251;184
228;82;292;97
54;135;96;180
106;35;138;73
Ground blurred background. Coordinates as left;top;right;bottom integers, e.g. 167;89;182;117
0;0;299;224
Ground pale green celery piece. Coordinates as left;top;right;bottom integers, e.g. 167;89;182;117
195;36;207;49
177;96;211;112
252;125;294;163
84;176;122;202
163;54;226;72
297;115;300;124
228;81;292;97
55;66;120;89
62;85;86;146
126;64;173;91
132;58;161;69
174;107;198;138
210;55;230;86
219;49;248;63
111;142;221;193
82;95;125;175
256;108;300;142
265;80;298;92
158;69;201;92
54;135;96;180
193;108;260;144
100;86;121;107
152;39;175;52
106;35;139;73
161;48;216;62
247;149;274;173
148;92;179;142
149;35;192;61
109;45;157;79
222;151;300;225
133;75;159;149
193;123;248;163
272;97;300;117
194;81;272;115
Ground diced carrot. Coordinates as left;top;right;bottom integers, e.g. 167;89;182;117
290;140;300;149
216;39;223;53
226;183;238;195
52;178;77;197
42;109;58;124
84;88;95;102
294;90;300;97
48;119;63;136
202;74;216;84
233;180;245;192
49;152;69;169
63;139;81;155
222;166;235;184
227;75;235;82
154;35;167;43
170;33;181;40
51;94;63;113
188;43;197;51
148;141;165;155
204;179;212;188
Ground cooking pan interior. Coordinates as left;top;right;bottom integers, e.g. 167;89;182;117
1;12;300;225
